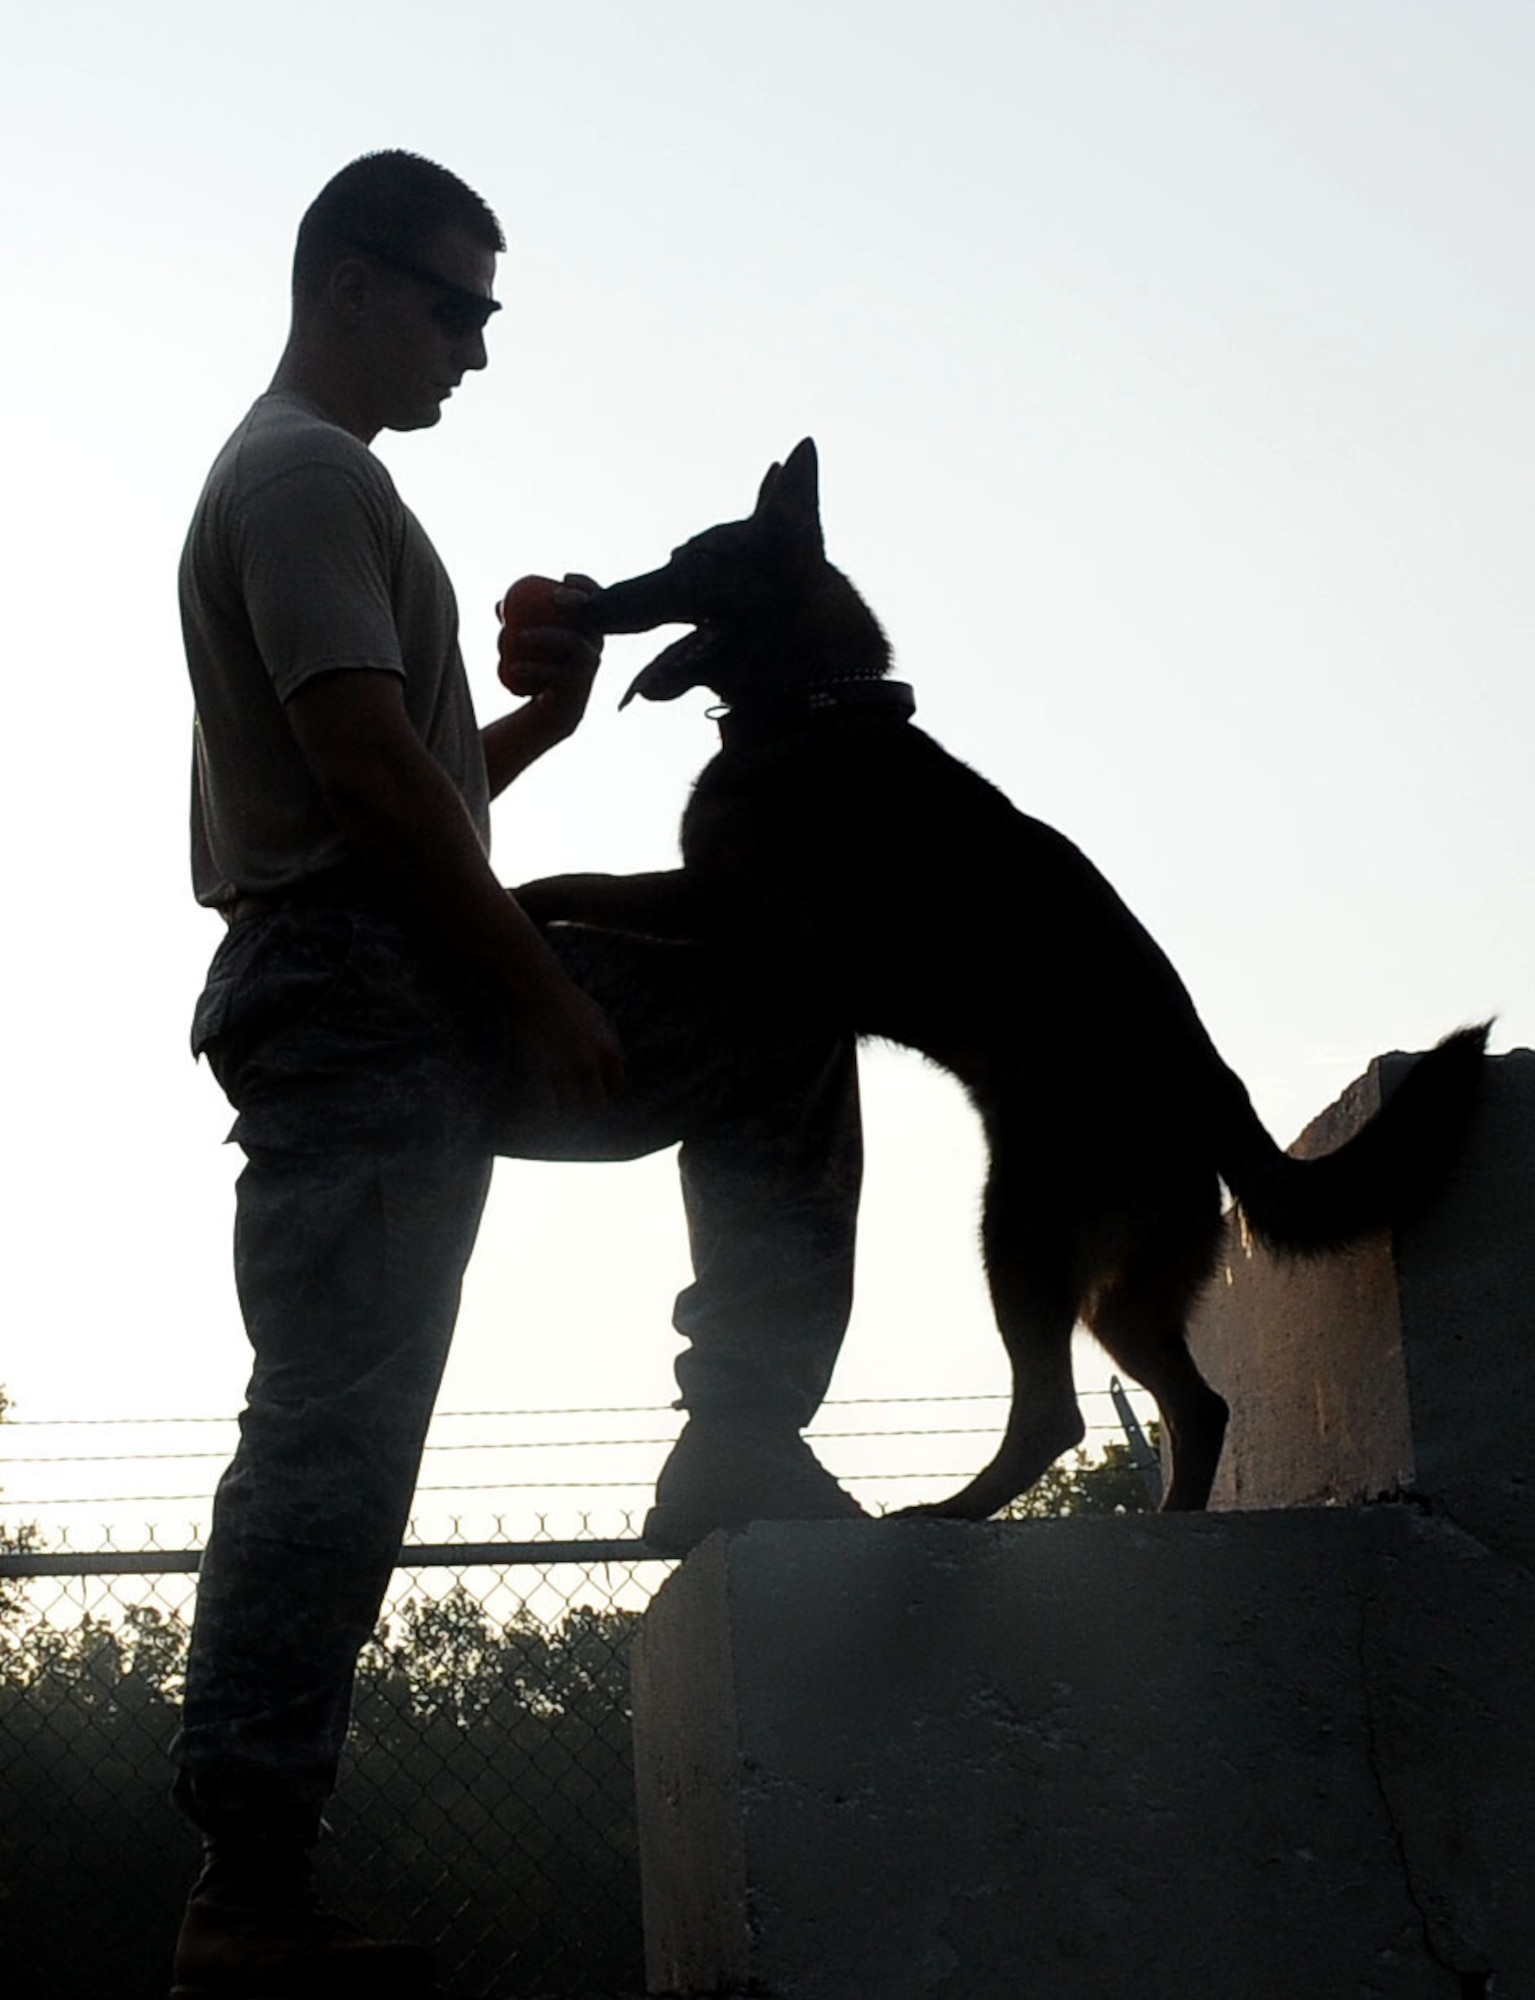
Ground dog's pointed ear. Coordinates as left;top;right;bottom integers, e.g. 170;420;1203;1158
752;460;783;514
757;438;823;552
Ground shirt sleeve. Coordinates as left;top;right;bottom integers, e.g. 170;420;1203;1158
232;455;408;702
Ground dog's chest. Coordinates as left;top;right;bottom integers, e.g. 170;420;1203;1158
681;729;915;895
675;722;997;997
673;719;1190;1031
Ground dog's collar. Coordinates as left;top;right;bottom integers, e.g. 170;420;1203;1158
715;677;916;746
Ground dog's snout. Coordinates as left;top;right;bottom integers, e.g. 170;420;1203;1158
585;568;689;637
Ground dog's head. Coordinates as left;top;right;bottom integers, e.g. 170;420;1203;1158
585;439;887;709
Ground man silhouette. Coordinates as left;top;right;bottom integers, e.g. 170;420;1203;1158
172;150;863;1994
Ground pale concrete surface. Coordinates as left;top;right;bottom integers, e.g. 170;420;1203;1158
632;1512;1534;1999
1190;1048;1535;1566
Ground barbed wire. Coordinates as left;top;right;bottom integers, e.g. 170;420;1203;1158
1;1391;1155;1513
1;1420;1120;1469
0;1386;1132;1429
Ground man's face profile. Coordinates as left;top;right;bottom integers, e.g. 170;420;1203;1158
355;224;500;434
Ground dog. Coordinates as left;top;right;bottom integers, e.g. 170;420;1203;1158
517;439;1487;1518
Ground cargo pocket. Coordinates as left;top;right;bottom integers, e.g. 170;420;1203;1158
191;910;357;1113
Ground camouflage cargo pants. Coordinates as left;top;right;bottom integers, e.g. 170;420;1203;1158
175;898;861;1841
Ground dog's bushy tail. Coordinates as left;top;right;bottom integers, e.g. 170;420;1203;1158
1216;1024;1489;1257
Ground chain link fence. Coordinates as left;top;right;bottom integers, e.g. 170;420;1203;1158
0;1388;1154;1998
1;1526;665;2000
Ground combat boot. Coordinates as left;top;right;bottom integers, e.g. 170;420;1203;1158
642;1409;866;1554
170;1836;436;1998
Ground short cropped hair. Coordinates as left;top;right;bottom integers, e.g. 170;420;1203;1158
293;150;505;300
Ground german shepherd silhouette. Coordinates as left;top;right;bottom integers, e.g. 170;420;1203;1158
518;439;1486;1517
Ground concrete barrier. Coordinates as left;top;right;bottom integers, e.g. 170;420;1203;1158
630;1051;1535;1997
1190;1048;1535;1568
633;1512;1533;1998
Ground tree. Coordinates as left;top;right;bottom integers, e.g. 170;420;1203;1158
1;1580;648;1997
0;1385;44;1635
1002;1434;1161;1520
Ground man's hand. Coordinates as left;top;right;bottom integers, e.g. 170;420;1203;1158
497;572;603;722
507;948;627;1118
483;573;604;796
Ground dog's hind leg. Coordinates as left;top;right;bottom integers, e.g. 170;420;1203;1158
902;1143;1087;1521
1085;1215;1229;1511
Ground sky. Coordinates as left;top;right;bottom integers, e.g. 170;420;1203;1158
2;1;1531;1538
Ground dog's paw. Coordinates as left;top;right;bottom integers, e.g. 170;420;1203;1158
513;876;583;925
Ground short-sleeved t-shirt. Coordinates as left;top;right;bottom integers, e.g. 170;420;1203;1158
181;390;490;907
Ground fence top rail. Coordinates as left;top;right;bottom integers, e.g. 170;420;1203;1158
0;1538;670;1579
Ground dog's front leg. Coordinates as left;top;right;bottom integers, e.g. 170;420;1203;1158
514;868;709;942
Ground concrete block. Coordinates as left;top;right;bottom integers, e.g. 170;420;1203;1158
1188;1049;1535;1565
631;1513;1534;1998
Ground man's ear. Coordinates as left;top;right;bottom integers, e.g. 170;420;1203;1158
757;438;824;552
327;255;374;325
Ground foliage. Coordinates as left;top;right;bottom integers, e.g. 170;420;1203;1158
0;1382;644;1992
1002;1434;1161;1520
0;1579;645;1999
0;1384;43;1630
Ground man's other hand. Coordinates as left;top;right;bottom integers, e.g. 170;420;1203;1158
508;956;627;1118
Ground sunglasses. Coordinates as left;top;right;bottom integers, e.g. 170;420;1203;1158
345;240;503;336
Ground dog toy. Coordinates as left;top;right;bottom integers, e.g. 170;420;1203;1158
496;575;567;692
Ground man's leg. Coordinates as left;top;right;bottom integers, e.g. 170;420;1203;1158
172;1135;489;1996
495;926;866;1551
176;1137;490;1834
648;1029;865;1550
174;906;500;1992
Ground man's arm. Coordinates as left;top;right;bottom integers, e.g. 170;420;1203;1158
482;690;588;798
284;669;624;1114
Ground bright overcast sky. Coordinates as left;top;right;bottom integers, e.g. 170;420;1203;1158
2;3;1530;1515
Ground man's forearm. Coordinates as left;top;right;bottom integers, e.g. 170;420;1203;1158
328;739;574;999
281;668;629;1121
483;593;603;796
481;705;572;799
284;674;575;1008
318;734;625;1111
